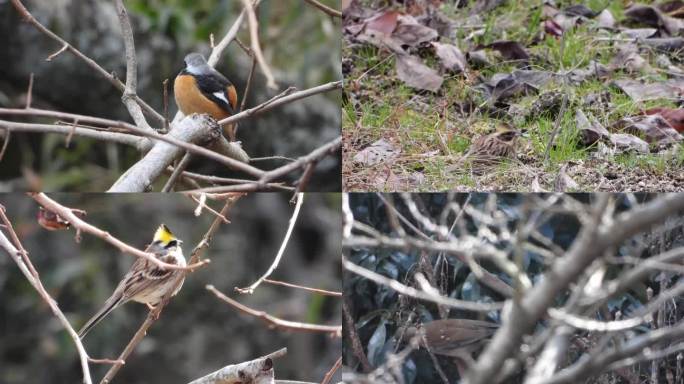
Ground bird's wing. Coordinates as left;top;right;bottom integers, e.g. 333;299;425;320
194;70;237;115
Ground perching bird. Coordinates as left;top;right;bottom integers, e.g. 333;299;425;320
78;224;185;338
174;52;238;140
448;123;521;173
399;319;499;357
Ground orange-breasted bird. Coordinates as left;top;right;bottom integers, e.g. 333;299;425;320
174;53;238;140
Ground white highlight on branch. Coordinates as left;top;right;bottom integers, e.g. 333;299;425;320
236;193;305;294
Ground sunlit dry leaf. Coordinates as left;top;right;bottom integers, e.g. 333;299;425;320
431;42;467;73
613;79;684;102
609;133;650;153
365;10;400;35
396;53;443;92
618;28;658;39
374;170;425;191
615;115;683;145
644;108;684;132
353;138;401;166
576;109;609;146
597;9;616;29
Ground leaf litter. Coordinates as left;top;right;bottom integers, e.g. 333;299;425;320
343;0;684;191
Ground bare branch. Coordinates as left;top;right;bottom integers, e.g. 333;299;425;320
187;348;285;384
263;278;342;297
0;207;93;384
303;0;342;18
31;193;209;271
240;0;277;89
207;285;342;336
236;193;304;294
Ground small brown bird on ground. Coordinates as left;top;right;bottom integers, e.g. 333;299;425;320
448;123;521;172
399;318;499;357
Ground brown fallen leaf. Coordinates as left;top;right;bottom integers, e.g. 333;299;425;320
365;10;400;35
625;4;684;35
431;42;467;73
393;14;439;47
396;53;443;92
353;138;401;166
576;109;609;146
613;78;684;102
609;133;650;153
644;108;684;132
613;115;683;146
544;19;564;36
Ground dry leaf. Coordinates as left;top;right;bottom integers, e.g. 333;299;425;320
431;42;467;73
609;133;650;153
353;138;401;166
576;109;609;146
396;53;443;92
597;9;616;29
616;115;683;145
613;79;684;102
644;108;684;132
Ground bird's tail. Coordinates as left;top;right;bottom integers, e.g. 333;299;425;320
78;295;124;338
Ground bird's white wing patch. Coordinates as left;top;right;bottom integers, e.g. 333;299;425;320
213;91;229;104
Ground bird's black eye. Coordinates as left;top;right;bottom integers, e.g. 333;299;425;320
166;240;178;248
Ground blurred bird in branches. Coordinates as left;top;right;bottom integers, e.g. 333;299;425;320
398;318;499;357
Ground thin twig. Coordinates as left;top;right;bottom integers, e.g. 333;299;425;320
25;73;34;108
31;193;210;271
263;278;342;296
235;193;304;294
218;80;342;126
321;356;342;384
163;78;169;132
240;0;277;89
303;0;342;18
0;207;93;384
207;285;341;336
162;152;192;192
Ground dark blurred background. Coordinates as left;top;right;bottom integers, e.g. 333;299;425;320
0;0;342;191
0;192;341;383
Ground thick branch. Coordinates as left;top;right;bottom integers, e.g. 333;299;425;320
109;115;262;192
187;348;285;384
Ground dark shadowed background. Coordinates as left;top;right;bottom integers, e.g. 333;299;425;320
0;192;341;383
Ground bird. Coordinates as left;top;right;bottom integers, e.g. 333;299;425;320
78;224;186;338
399;318;499;357
448;123;521;173
174;52;238;140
